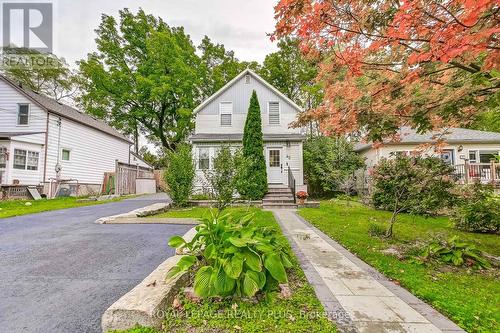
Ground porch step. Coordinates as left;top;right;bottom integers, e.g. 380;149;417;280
263;198;295;204
266;187;293;194
262;202;298;209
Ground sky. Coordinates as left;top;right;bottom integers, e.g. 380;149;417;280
52;0;279;68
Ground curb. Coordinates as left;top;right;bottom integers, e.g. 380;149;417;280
95;202;170;224
101;226;197;332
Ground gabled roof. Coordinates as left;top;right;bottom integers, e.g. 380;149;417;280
354;127;500;152
0;75;132;143
193;68;304;114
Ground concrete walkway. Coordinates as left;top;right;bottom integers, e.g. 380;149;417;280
272;209;465;333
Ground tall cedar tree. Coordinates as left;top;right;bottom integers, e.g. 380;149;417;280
238;90;268;199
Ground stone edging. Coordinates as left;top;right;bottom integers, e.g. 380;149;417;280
95;202;170;224
101;226;197;332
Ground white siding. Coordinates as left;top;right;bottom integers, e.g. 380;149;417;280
0;80;47;145
45;113;131;184
195;73;301;135
7;140;44;184
361;143;500;168
192;141;304;192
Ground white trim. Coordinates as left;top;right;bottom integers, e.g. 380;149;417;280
16;103;30;126
193;69;303;115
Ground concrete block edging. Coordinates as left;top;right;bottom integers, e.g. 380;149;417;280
101;226;198;332
95;202;171;224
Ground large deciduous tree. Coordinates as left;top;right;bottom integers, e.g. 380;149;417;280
273;0;500;142
1;48;78;102
78;9;201;152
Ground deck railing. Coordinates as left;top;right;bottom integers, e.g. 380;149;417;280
452;161;500;186
287;165;296;203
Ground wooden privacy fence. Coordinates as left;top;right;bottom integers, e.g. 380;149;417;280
115;161;155;195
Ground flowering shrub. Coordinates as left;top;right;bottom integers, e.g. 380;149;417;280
296;191;308;200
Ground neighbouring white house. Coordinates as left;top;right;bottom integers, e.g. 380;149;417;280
355;127;500;184
189;69;306;194
0;74;141;196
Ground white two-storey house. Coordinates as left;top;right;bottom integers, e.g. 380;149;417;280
190;69;306;193
0;75;135;195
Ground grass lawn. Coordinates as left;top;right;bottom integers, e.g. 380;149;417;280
115;206;337;333
299;199;500;333
0;196;128;219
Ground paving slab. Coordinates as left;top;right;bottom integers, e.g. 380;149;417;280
271;209;465;333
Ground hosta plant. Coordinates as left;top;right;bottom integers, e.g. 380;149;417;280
167;211;293;298
416;235;490;269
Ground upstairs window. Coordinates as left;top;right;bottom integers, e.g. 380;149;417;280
268;101;280;125
244;74;251;84
17;104;29;125
198;147;210;170
220;102;232;126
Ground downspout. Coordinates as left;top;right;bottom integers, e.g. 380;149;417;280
42;111;50;183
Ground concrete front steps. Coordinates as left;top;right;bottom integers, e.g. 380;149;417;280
262;185;297;209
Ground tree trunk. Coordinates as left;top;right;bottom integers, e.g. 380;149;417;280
385;211;397;238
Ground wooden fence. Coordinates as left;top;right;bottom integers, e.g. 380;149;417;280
115;161;155;195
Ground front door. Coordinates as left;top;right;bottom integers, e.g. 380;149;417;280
267;147;283;184
440;149;455;165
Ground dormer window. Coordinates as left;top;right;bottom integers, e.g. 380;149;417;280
244;74;251;84
220;102;233;126
17;104;29;125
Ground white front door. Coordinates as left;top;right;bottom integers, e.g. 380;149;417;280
267;147;283;184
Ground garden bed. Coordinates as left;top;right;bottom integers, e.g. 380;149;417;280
298;199;499;333
114;207;337;333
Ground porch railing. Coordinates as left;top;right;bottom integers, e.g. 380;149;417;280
452;161;500;186
287;165;296;203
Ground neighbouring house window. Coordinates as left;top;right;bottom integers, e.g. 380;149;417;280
479;150;498;163
17;104;29;125
244;74;251;84
0;147;6;168
198;147;210;170
468;150;477;163
13;149;27;169
27;151;39;170
268;101;280;125
62;149;71;161
220;102;232;126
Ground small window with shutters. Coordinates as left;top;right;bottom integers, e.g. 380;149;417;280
220;102;232;126
268;101;280;125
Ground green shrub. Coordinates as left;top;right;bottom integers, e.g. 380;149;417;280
452;184;500;233
167;211;292;298
371;155;455;237
203;144;241;210
237;90;268;200
164;144;195;206
303;136;364;196
416;235;490;269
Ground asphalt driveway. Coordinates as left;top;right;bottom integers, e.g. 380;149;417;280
0;193;192;333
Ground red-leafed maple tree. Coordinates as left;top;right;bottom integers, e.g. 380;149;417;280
273;0;500;142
